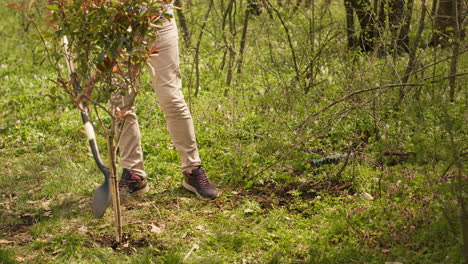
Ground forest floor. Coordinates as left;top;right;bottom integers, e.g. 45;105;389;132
0;1;466;263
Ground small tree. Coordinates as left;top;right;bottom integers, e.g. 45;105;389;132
15;0;172;243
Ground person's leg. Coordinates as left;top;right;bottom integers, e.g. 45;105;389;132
111;91;149;196
147;19;218;199
147;19;200;173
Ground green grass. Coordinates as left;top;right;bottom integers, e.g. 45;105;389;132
0;0;466;263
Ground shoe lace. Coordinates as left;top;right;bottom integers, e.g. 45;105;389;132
190;168;210;186
120;170;142;185
196;174;210;186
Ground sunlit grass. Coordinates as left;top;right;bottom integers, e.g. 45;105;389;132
0;0;465;263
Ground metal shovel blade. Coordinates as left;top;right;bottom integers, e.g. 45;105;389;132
92;180;112;218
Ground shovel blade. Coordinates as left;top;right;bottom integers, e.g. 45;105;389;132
92;181;112;218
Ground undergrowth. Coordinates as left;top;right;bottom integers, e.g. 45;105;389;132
0;0;466;263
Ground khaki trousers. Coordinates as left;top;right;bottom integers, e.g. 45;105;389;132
115;18;201;176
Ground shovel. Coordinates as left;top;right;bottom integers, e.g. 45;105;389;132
61;36;112;218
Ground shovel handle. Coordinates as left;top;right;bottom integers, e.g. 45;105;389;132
81;111;110;178
62;36;110;178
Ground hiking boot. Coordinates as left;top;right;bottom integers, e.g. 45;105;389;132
183;166;219;199
119;169;149;196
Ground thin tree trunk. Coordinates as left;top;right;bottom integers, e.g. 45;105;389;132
306;0;315;94
344;0;356;49
431;0;438;17
222;0;236;91
389;0;414;53
174;0;191;46
431;0;456;47
220;0;235;73
107;129;122;243
377;0;386;30
194;0;214;97
350;0;378;52
236;4;251;75
225;48;236;88
397;0;427;105
222;0;235;31
399;0;414;52
373;0;379;15
389;0;405;52
448;0;461;102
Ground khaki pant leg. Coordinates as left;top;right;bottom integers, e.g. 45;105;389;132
111;90;146;177
147;19;201;173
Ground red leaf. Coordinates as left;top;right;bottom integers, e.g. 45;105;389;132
145;45;159;57
354;207;366;213
7;3;23;10
149;45;158;54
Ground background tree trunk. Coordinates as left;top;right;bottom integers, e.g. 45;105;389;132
400;0;414;51
431;0;457;46
431;0;438;16
194;0;214;96
236;1;253;76
344;0;356;49
174;0;191;46
377;0;387;30
389;0;405;51
345;0;378;52
389;0;414;53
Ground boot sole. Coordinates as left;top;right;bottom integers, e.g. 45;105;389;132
183;180;204;199
182;180;219;199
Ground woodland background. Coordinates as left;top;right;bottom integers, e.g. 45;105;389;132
0;0;467;263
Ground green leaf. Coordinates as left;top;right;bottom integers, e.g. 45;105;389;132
97;51;105;64
46;5;60;11
50;85;57;95
110;47;119;58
